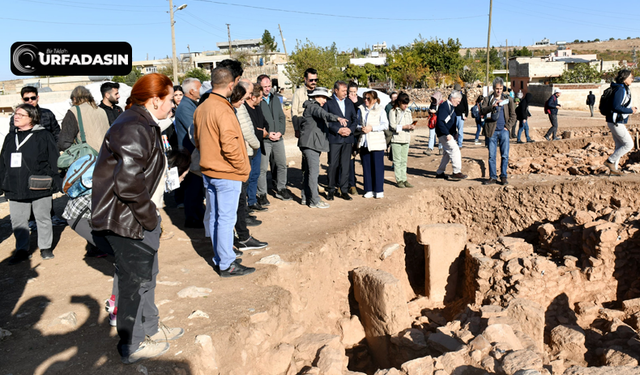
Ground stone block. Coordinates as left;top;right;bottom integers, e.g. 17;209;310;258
501;350;543;375
550;325;586;364
427;332;464;354
482;324;524;351
623;298;640;315
294;333;341;362
352;267;411;368
603;346;639;366
506;299;545;353
609;318;637;340
564;366;640;375
339;315;366;348
400;355;433;375
390;328;428;367
316;341;348;375
417;224;467;304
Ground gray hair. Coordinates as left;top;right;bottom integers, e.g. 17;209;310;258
492;77;505;88
238;79;253;92
449;90;462;100
182;77;200;94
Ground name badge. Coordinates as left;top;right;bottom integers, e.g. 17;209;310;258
445;115;451;123
486;113;492;119
165;167;180;192
11;153;22;168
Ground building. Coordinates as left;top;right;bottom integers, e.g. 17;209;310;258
372;42;387;52
216;39;263;53
534;38;551;47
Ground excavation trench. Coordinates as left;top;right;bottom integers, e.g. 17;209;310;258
200;176;640;375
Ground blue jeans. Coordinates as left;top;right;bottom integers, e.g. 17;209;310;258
475;120;484;141
456;116;465;147
428;128;441;150
247;152;261;206
517;120;531;142
203;176;242;270
488;129;510;180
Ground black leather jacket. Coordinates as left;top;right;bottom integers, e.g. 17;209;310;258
91;105;165;240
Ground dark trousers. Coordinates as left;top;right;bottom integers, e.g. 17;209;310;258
349;156;356;188
235;177;250;241
545;114;559;139
183;172;205;225
105;220;161;358
360;148;385;194
328;143;351;193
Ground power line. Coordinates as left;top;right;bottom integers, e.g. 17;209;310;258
32;0;165;7
20;0;165;12
192;0;487;22
174;14;227;39
0;16;165;26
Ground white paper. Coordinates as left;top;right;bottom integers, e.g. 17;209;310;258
165;167;180;191
11;153;21;168
499;99;509;106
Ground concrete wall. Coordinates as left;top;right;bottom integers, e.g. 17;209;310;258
527;82;640;110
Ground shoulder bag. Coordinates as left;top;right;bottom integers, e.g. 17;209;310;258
57;106;98;169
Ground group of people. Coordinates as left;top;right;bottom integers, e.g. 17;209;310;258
1;55;637;365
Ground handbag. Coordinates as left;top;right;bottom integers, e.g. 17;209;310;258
57;106;98;169
428;114;437;129
29;175;53;191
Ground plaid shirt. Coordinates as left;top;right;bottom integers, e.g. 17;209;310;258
62;194;91;221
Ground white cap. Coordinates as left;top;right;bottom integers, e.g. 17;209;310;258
553;88;562;94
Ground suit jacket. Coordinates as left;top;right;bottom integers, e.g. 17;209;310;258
324;96;357;144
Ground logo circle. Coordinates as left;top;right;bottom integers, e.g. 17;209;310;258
13;44;38;74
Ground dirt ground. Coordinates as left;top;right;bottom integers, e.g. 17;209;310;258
0;104;639;375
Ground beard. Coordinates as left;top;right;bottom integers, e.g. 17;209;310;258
107;95;119;106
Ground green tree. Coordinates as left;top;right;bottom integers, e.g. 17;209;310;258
182;67;210;84
113;67;143;86
386;46;429;88
261;30;278;53
364;63;385;83
284;39;348;88
511;46;531;57
413;37;463;75
555;63;601;83
344;64;368;85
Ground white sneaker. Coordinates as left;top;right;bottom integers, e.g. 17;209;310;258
474;140;481;145
310;200;330;209
363;192;374;198
375;192;384;199
121;337;170;364
149;323;184;342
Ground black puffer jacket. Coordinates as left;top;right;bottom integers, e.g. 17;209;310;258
91;105;165;240
0;125;61;200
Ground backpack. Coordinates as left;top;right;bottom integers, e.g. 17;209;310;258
57;106;98;169
543;97;551;115
599;83;617;117
62;154;96;198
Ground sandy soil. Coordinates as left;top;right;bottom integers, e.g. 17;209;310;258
0;104;638;374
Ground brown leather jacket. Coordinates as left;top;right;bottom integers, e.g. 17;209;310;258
91;105;166;239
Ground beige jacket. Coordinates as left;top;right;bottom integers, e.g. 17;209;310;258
389;107;413;144
70;103;110;151
236;105;260;157
291;86;309;131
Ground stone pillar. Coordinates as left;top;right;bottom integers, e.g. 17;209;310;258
417;224;468;304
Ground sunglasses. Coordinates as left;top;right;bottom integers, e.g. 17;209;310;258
308;79;318;82
23;96;37;102
364;97;371;101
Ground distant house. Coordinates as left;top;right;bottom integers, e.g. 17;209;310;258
216;39;263;53
534;38;551;47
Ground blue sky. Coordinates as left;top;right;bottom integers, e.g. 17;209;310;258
2;0;640;81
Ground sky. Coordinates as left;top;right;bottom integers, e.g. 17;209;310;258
1;0;640;81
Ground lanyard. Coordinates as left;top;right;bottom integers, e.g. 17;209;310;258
15;133;33;151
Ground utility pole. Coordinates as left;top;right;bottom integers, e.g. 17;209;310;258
506;39;509;88
226;24;233;57
485;0;493;87
169;2;187;84
278;24;288;56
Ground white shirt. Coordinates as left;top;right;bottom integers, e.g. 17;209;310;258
334;94;346;116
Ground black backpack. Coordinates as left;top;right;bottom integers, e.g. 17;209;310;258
599;83;616;117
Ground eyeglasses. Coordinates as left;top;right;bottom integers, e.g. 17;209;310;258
23;96;37;102
308;79;318;82
14;112;28;119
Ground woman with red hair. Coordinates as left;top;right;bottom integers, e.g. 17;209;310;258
91;73;183;364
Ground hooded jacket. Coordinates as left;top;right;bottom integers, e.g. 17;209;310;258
91;105;166;240
0;124;61;200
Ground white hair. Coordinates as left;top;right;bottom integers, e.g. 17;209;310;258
182;77;201;94
492;77;505;88
450;90;462;100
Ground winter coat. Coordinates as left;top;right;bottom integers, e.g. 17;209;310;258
0;124;61;200
516;93;533;121
606;82;634;124
389;107;414;144
298;99;339;152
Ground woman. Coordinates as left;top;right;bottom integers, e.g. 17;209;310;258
58;85;110;152
172;85;184;114
358;91;388;199
471;95;485;145
0;104;61;264
300;87;347;208
604;69;638;176
424;91;443;155
515;93;534;143
389;92;415;188
91;73;183;364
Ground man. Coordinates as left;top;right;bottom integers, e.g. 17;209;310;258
544;88;562;141
346;81;364;195
173;77;205;228
174;78;202;151
257;74;291;203
324;81;357;200
194;67;254;277
480;77;516;185
385;91;398;119
291;68;318;205
587;90;596;117
199;59;243;105
245;85;269;212
453;83;469;147
10;86;60;141
435;91;467;181
98;82;123;125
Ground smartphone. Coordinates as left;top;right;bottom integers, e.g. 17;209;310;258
411;120;418;126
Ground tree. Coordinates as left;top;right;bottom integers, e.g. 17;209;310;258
413;37;464;75
261;30;278;53
511;46;531;57
182;67;210;84
555;63;601;83
113;67;143;86
284;39;348;88
386;46;429;88
344;64;368;85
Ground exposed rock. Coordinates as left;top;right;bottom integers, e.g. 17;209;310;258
316;341;347;375
194;335;219;374
390;328;428;366
482;324;524;351
603;346;639;366
188;310;209;319
400;355;434;375
294;334;341;363
51;312;77;327
257;254;287;266
624;298;640;315
380;243;400;260
564;366;640;375
0;328;12;340
550;325;587;364
608;318;637;340
428;332;464;354
506;299;545;353
339;315;366;348
374;369;401;375
500;350;543;375
266;344;295;375
177;286;212;298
